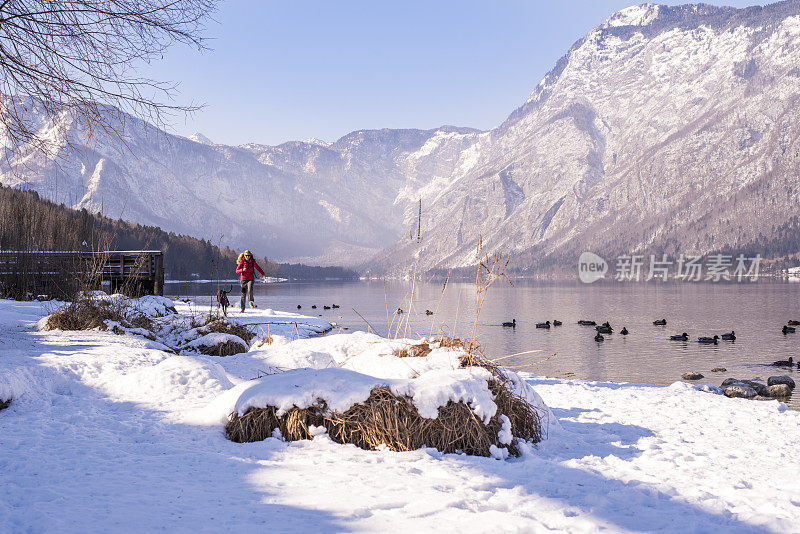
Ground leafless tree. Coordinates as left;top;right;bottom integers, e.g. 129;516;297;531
0;0;217;158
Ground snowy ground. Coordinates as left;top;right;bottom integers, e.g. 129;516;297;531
1;297;798;532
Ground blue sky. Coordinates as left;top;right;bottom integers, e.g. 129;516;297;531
143;1;767;146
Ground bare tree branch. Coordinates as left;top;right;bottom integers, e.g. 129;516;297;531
0;0;217;168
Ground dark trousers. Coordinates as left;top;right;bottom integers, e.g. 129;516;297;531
240;279;254;310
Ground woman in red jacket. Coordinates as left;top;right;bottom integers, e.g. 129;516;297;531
236;250;266;312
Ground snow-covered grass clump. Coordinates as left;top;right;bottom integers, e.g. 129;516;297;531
223;366;543;458
198;332;554;457
185;333;248;356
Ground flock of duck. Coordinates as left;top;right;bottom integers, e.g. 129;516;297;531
303;304;796;364
500;317;799;348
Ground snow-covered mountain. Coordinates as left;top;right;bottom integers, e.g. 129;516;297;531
187;132;214;145
0;104;479;263
3;2;800;272
371;1;800;273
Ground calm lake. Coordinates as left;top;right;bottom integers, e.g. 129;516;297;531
165;279;800;409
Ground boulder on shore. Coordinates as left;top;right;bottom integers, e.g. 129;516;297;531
767;376;795;390
737;380;767;396
720;378;767;395
765;384;792;397
724;385;757;399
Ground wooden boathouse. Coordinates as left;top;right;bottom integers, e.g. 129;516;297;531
0;250;164;298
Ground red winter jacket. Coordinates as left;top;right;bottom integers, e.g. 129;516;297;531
236;258;265;281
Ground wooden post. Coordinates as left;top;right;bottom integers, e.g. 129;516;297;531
153;253;164;296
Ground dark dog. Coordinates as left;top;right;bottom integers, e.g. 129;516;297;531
217;286;232;316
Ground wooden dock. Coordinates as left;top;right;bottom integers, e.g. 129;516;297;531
0;250;164;298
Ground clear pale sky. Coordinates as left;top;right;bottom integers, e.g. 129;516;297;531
143;1;768;146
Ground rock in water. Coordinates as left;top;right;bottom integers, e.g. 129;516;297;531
724;385;757;399
767;376;796;390
738;380;768;396
711;367;727;372
765;384;792;397
682;372;704;380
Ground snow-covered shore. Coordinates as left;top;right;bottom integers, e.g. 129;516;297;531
1;297;798;532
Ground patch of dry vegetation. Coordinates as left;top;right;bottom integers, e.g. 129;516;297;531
201;318;255;344
393;342;432;358
45;297;153;332
225;380;542;457
182;315;254;356
426;335;506;378
0;399;10;411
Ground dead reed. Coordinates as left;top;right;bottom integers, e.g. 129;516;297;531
225;379;542;457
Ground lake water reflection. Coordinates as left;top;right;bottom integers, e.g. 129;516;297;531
165;279;800;409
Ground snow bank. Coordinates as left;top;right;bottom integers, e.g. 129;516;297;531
115;356;235;407
3;298;800;530
132;295;177;317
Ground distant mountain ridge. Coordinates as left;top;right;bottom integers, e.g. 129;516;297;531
2;2;800;273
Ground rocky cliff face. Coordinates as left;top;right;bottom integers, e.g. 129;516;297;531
3;3;800;272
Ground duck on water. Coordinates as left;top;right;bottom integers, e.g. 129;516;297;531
502;319;516;328
596;322;613;334
670;333;689;341
698;335;719;344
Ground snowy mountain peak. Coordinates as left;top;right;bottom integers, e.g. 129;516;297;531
604;3;662;28
188;132;214;145
303;137;332;147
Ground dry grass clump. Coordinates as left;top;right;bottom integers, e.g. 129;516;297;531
225;380;542;457
226;404;325;443
394;342;432;358
430;335;505;378
0;399;10;411
393;335;504;378
193;316;256;344
459;351;507;380
434;335;472;350
196;339;248;357
46;298;152;332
